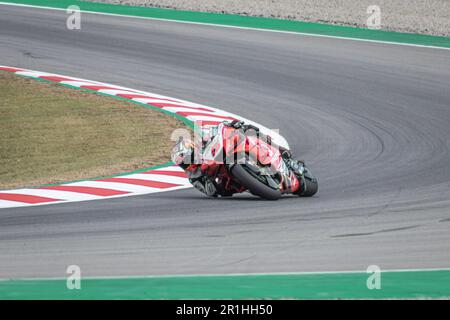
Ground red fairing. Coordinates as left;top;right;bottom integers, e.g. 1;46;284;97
246;136;282;170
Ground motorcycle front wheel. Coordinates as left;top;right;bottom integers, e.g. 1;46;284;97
230;164;282;200
299;167;318;197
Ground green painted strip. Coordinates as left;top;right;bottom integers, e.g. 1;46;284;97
0;69;193;189
1;270;449;299
1;0;450;49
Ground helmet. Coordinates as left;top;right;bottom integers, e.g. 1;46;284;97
171;138;195;165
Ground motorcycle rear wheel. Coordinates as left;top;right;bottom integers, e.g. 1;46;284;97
230;164;282;200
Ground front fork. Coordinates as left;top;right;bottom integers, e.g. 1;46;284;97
279;158;306;194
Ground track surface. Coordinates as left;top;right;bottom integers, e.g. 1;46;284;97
1;6;450;278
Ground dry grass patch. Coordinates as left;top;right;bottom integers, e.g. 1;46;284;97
0;72;189;189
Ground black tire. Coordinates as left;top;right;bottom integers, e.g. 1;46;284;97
300;169;318;197
230;164;282;200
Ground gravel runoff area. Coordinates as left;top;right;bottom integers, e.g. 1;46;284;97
86;0;450;37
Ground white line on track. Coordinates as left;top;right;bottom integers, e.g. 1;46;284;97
1;267;449;282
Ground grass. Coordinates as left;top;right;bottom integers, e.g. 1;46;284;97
0;72;188;189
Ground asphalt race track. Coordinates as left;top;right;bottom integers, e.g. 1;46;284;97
1;5;450;278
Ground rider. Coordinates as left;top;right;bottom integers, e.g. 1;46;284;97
172;120;307;197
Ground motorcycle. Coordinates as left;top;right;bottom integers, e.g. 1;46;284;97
171;122;318;200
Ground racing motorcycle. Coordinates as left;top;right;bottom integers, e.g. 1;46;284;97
171;121;318;200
